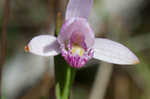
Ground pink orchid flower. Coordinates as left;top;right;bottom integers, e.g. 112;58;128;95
25;0;139;68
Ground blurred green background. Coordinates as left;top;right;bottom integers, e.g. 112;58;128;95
1;0;150;99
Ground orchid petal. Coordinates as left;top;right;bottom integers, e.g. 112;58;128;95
93;38;139;65
57;18;95;48
66;0;93;20
27;35;60;56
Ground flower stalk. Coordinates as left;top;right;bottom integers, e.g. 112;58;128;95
62;66;76;99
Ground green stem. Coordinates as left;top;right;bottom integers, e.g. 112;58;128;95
62;67;71;99
62;67;76;99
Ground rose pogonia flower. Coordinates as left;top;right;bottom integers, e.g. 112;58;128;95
25;0;139;68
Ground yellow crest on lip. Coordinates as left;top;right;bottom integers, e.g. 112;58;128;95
71;45;84;56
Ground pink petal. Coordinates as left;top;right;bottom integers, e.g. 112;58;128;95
93;38;139;65
57;18;95;48
66;0;93;20
27;35;60;56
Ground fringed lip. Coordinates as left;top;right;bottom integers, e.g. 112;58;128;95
58;32;94;68
61;44;94;68
57;18;95;68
